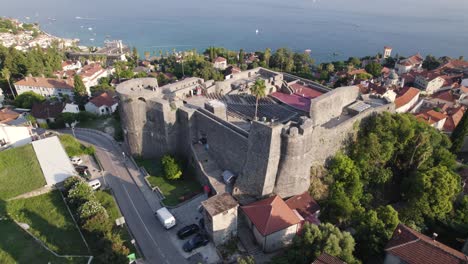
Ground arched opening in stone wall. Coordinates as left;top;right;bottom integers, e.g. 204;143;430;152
138;97;146;103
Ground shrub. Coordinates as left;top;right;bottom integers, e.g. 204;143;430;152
83;211;112;235
67;181;95;207
78;200;108;220
59;134;95;156
95;232;130;264
161;155;182;180
63;176;84;193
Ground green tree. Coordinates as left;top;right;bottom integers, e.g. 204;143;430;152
273;223;358;264
402;166;460;224
353;206;399;259
250;78;267;120
422;55;441;70
450;109;468;153
237;256;255;264
365;62;383;77
325;63;335;73
161;155;182;180
1;67;15;98
348;57;361;67
14;91;45;108
83;211;112;235
239;48;245;65
264;48;271;66
63;176;84;194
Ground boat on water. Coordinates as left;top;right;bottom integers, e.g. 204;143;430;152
305;49;312;54
75;16;81;19
88;27;93;31
25;16;30;20
90;38;95;41
255;29;259;35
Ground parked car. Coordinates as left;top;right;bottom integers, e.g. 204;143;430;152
70;156;83;165
155;207;176;229
182;234;209;252
177;224;200;239
75;165;89;174
87;179;101;190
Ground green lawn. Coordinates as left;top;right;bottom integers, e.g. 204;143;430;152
77;116;123;141
0;144;46;200
6;190;89;256
0;218;88;264
59;134;95;157
135;158;202;206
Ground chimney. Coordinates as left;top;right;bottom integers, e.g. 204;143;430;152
432;232;438;241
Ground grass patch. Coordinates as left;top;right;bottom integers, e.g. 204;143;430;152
94;190;138;257
0;144;46;200
0;218;88;264
59;134;95;157
95;190;121;222
77;115;123;141
135;158;202;206
6;190;89;255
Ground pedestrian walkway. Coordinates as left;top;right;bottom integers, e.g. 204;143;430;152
8;185;54;201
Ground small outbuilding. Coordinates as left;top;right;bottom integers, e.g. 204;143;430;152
201;193;239;246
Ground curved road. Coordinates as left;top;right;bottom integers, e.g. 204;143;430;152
62;128;187;264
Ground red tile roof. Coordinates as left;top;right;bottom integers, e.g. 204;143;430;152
385;224;467;264
241;195;301;236
438;60;468;71
399;54;424;67
31;102;66;119
79;63;104;78
285;192;320;224
312;253;347;264
0;108;20;123
395;87;420;109
415;110;447;125
270;92;310;112
15;77;74;90
290;83;324;99
89;92;117;107
214;57;227;63
433;90;458;103
443;106;466;132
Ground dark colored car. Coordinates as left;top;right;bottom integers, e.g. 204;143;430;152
177;224;200;239
182;234;209;252
74;165;89;173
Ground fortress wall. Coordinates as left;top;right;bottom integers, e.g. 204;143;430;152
274;118;314;198
177;106;196;156
236;121;283;199
309;86;359;126
193;110;249;174
309;103;395;165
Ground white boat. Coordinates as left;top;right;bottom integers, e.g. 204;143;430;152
75;16;81;19
255;29;259;35
88;27;93;31
89;38;95;41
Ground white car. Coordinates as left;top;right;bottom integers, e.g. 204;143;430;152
70;156;83;165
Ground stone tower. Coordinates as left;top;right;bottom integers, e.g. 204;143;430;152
273;117;314;198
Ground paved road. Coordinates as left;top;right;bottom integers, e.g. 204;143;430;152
62;129;187;264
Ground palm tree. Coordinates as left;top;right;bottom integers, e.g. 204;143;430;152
1;67;15;99
250;78;267;120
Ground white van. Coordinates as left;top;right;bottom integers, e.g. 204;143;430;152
155;207;176;229
87;179;101;190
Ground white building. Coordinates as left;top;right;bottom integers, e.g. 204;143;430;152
0;89;4;108
85;92;118;116
213;57;227;70
395;87;420;113
78;63;111;94
61;60;82;71
0;124;32;149
396;54;424;74
383;46;392;59
14;77;75;99
414;73;445;95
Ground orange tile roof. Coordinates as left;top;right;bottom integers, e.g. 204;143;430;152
395;87;420;109
79;63;104;78
312;253;347;264
385;224;467;264
0;108;20;123
443;106;466;132
241;195;301;236
433;90;457;103
214;57;226;63
415;110;447;125
89;92;117;107
285;192;320;224
15;77;74;90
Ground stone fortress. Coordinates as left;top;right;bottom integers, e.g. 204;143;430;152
116;67;395;203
